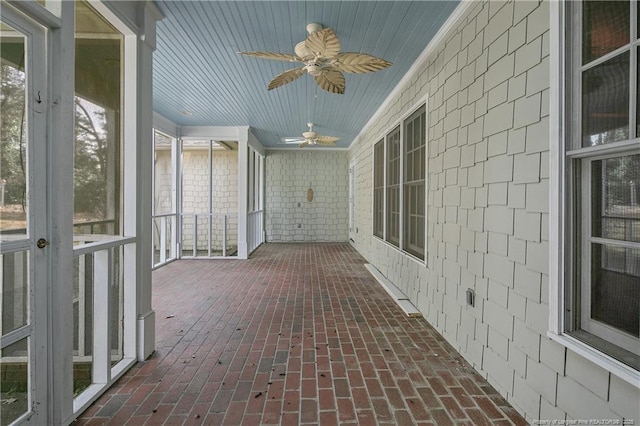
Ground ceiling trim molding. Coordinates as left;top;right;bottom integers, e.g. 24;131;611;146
266;147;349;153
153;111;179;137
248;129;266;157
179;125;243;140
348;0;474;150
369;95;429;153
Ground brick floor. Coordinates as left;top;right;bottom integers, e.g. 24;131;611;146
75;243;527;425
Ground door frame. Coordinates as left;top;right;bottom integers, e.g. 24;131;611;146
349;159;356;242
0;4;49;424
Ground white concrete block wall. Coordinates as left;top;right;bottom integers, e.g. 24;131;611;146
153;150;174;252
180;150;238;251
265;151;348;242
153;150;173;214
348;0;639;423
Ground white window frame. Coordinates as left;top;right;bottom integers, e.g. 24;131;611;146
579;153;640;354
386;125;402;248
373;139;385;239
371;98;428;264
403;105;427;260
549;0;640;387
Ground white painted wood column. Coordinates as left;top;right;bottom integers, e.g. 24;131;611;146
133;1;163;361
49;2;76;423
237;129;249;259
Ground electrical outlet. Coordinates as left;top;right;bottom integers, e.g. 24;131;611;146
466;289;475;307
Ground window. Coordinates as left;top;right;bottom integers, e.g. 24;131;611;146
564;0;639;369
404;105;426;259
372;103;427;261
373;140;385;238
74;0;123;236
386;126;401;247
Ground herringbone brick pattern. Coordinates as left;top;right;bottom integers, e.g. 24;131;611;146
75;243;526;425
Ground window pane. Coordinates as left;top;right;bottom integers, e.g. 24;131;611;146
582;52;629;147
74;0;123;236
591;155;640;242
373;140;384;238
73;254;93;396
582;1;629;64
1;250;29;335
1;338;29;425
637;48;640;138
386;128;400;246
591;243;640;337
403;106;426;259
154;131;174;215
1;23;27;238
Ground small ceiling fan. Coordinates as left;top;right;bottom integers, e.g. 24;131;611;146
239;23;392;94
281;123;340;147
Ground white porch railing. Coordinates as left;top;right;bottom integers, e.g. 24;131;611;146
181;212;238;258
247;210;264;254
152;213;178;268
72;235;136;411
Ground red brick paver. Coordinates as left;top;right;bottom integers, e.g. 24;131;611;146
75;243;526;425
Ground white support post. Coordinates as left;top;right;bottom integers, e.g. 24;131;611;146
248;148;255;212
49;1;76;422
171;139;178;260
237;130;249;259
208;140;213;258
133;1;163;361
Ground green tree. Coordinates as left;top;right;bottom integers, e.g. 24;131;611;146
0;61;26;207
74;97;109;218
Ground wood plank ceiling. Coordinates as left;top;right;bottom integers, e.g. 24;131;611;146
152;1;459;148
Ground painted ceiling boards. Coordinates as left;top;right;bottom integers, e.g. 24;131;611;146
152;1;460;148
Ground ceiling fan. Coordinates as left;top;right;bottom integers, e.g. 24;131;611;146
239;23;392;94
281;123;340;147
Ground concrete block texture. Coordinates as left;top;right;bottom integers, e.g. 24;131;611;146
265;151;349;242
346;0;635;422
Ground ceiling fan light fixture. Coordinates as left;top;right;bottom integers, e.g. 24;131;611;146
306;23;323;34
294;41;312;58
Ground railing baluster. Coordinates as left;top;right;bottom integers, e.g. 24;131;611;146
160;216;166;264
207;213;212;258
192;213;197;257
78;254;86;358
92;249;111;385
223;214;227;257
169;215;176;260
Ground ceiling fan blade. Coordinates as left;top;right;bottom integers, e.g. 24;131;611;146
268;67;306;90
281;137;306;144
317;135;340;144
298;141;310;148
238;51;302;62
305;27;340;59
330;52;392;74
313;69;345;94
